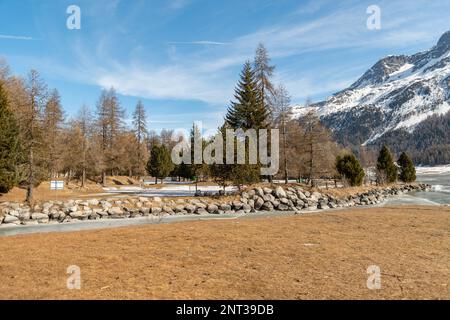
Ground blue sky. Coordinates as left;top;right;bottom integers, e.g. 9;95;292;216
0;0;449;132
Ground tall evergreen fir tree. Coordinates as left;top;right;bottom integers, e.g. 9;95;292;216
398;152;416;183
0;83;21;193
376;145;398;184
225;62;267;187
225;61;269;130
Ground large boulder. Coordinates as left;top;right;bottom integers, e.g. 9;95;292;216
255;187;264;197
274;186;287;199
263;187;273;194
254;197;264;210
69;211;83;219
261;202;274;211
207;204;219;214
219;204;231;211
31;213;49;222
108;207;123;215
151;207;162;215
3;215;20;224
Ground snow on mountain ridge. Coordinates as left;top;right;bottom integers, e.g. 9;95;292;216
291;31;450;146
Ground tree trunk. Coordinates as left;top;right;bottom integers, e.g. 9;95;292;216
283;120;288;184
81;168;86;188
102;171;107;186
308;141;314;187
25;148;34;205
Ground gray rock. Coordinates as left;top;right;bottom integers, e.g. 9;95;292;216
19;211;31;221
22;220;39;226
151;207;162;215
3;215;20;224
207;204;219;214
318;202;330;210
254;197;264;210
32;214;49;223
88;199;100;206
8;210;20;217
274;186;287;198
262;202;274;211
242;204;252;213
232;201;243;210
195;208;208;215
263;187;273;194
162;206;174;214
255;187;264;197
108;207;123;215
89;213;101;220
185;205;196;213
262;194;275;203
69;211;83;219
174;205;186;213
194;202;207;209
139;208;150;215
219;204;231;211
101;201;112;208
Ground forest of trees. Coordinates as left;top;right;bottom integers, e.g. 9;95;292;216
373;111;450;165
0;44;417;204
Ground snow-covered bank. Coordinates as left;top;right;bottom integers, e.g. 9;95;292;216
416;165;450;175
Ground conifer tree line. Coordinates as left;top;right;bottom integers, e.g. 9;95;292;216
0;43;417;203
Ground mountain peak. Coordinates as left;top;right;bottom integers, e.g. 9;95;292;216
437;30;450;48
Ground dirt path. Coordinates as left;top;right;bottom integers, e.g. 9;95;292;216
0;205;449;299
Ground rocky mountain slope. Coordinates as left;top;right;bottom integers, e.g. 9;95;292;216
292;31;450;164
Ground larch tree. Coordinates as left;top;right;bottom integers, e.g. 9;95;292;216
96;88;125;185
298;111;337;186
23;70;48;205
132;100;148;176
269;84;292;183
77;105;92;187
43;89;64;178
253;43;275;109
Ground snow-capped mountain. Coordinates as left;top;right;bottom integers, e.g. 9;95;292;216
292;30;450;147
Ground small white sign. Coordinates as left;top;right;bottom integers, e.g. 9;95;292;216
50;181;64;190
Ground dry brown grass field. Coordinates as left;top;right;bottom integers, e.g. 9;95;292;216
0;205;449;300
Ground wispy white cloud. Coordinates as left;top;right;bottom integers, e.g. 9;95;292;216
58;0;450;106
0;34;34;40
167;41;228;46
167;0;191;10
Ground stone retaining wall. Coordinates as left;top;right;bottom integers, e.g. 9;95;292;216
0;184;430;227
